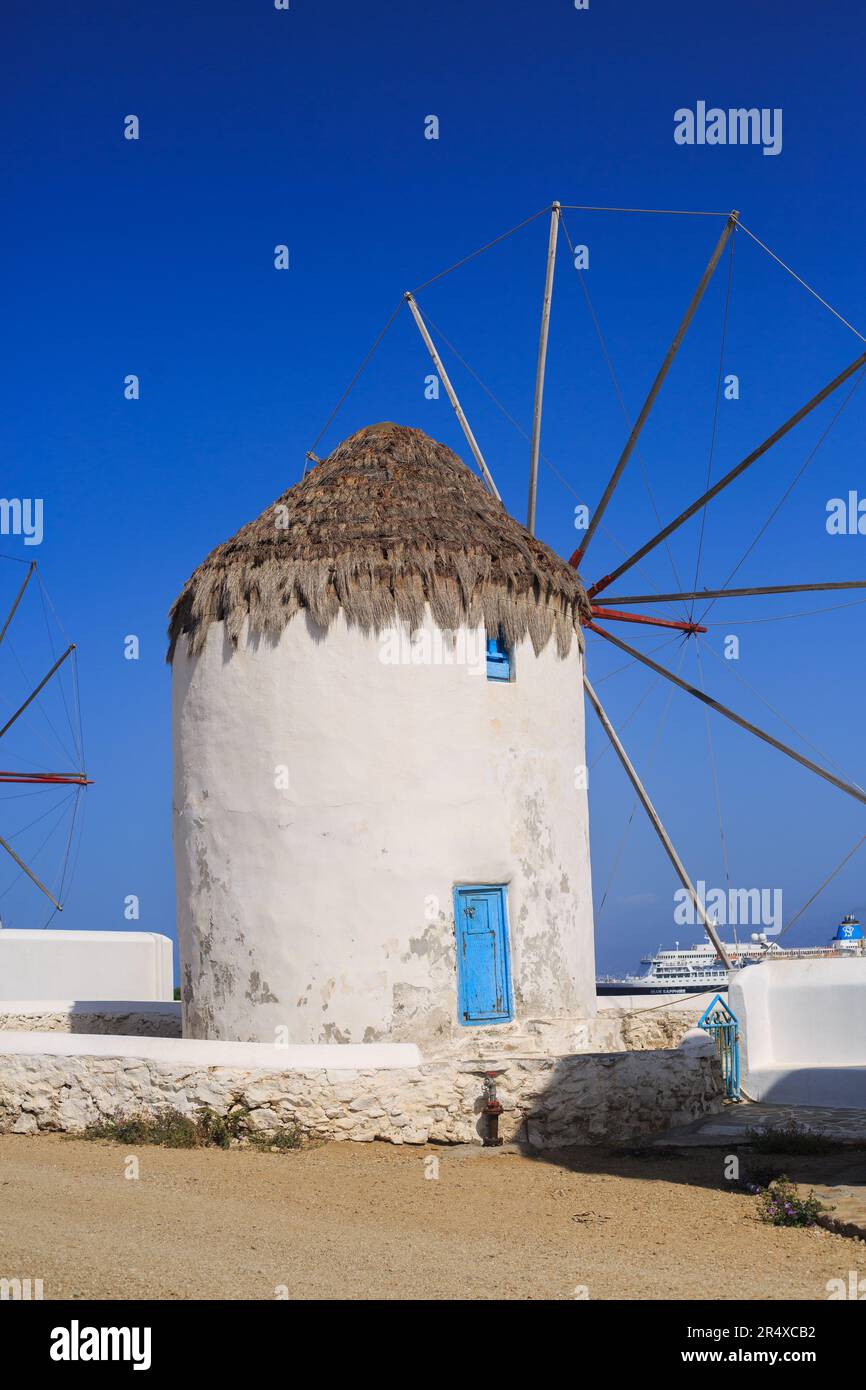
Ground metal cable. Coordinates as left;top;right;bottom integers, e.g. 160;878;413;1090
690;233;736;619
734;218;866;344
779;832;866;941
695;639;732;891
417;308;687;617
696;366;866;627
704;595;866;626
699;635;865;794
410;205;551;294
306;297;405;463
559;212;689;606
592;632;683;686
588;675;661;771
559;205;730;218
595;639;689;920
36;570;84;769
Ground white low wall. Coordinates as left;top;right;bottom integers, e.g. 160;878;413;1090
0;931;174;1003
0;998;703;1054
0;1033;421;1069
730;957;866;1106
0;1031;723;1147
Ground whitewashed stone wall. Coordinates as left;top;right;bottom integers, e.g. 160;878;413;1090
0;1042;722;1147
0;1004;181;1037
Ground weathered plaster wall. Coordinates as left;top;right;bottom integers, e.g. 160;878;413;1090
173;610;595;1048
0;1037;722;1147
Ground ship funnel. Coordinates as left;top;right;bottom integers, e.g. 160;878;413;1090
834;914;864;942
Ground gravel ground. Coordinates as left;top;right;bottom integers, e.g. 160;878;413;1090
0;1134;859;1301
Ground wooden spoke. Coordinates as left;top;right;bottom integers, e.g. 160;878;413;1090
571;211;738;569
584;675;732;967
0;562;36;648
404;293;501;500
0;645;75;742
0;831;63;911
589;605;706;633
589;349;866;597
527;202;560;535
587;621;866;808
598;581;866;605
0;771;91;785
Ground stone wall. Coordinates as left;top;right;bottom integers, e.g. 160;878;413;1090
0;1036;723;1147
597;999;707;1051
0;1004;181;1038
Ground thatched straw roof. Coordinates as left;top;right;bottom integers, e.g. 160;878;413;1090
168;422;590;662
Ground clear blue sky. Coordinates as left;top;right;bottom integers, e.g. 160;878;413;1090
3;1;866;975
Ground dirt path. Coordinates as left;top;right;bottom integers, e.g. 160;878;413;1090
0;1135;858;1300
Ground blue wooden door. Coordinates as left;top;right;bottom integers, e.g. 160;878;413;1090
453;885;513;1025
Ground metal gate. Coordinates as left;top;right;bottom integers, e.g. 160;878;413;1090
698;994;740;1101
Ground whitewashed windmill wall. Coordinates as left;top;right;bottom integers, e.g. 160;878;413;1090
170;422;597;1052
172;607;596;1049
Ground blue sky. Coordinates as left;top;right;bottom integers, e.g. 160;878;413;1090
2;1;866;975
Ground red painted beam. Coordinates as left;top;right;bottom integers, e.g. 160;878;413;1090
587;606;707;635
0;771;92;786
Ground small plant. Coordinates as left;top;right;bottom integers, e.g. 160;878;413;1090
754;1175;830;1227
84;1108;199;1148
82;1104;304;1152
247;1124;303;1152
745;1121;836;1155
194;1104;247;1149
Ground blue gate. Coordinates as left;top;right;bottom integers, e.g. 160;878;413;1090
698;994;740;1101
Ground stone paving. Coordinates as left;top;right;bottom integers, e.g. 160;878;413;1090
649;1100;866;1240
649;1100;866;1148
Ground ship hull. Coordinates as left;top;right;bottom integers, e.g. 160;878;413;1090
595;981;728;997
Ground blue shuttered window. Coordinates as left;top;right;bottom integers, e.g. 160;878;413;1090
486;631;511;681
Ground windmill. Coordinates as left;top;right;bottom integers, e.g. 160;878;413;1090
307;200;866;968
0;558;90;925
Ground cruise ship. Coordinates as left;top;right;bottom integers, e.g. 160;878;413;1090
595;915;866;996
